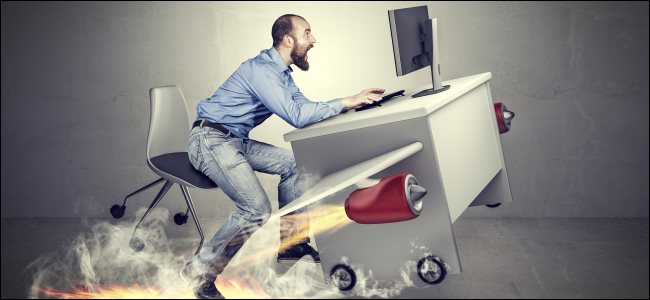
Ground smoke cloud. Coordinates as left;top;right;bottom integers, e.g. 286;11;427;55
27;204;424;298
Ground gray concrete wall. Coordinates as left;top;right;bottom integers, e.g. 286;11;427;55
2;1;648;218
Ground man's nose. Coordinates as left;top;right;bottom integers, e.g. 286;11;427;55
311;34;317;44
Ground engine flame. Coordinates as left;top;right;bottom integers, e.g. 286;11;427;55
216;275;270;299
36;275;270;299
279;204;352;251
232;204;352;267
36;284;191;299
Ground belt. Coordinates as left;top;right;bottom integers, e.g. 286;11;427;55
192;119;232;135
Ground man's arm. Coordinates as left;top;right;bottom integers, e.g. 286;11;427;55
288;78;344;113
249;67;385;128
249;67;342;128
289;78;385;112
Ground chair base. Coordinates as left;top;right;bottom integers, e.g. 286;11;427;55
112;178;205;255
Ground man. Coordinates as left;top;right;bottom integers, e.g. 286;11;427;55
182;14;384;299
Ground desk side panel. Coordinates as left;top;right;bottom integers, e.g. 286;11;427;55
428;83;502;223
290;117;463;283
469;82;514;207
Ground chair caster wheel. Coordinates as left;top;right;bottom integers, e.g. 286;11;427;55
174;212;189;225
110;205;126;218
129;237;145;252
330;264;356;291
417;255;447;285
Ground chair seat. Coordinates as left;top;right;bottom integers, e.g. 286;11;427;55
149;152;218;189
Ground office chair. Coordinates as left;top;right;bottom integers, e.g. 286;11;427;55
109;85;217;255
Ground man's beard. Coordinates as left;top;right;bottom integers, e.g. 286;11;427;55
291;42;313;71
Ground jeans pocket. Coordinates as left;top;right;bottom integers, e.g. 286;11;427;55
187;136;203;171
203;130;230;151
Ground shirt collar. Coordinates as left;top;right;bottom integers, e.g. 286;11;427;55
266;47;292;74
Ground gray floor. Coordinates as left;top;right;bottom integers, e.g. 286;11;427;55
2;217;648;299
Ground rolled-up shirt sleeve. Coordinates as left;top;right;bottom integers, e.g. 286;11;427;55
248;66;344;128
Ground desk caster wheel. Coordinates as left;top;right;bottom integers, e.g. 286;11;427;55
110;205;126;219
174;212;189;225
486;203;501;208
417;255;447;285
330;264;356;291
129;237;145;252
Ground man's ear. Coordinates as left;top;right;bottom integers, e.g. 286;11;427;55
283;35;294;48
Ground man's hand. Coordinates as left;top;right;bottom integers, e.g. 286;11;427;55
341;88;386;110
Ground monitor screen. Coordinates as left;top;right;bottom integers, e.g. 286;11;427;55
388;5;450;97
388;5;430;77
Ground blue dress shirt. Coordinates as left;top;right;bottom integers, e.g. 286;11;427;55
196;47;344;139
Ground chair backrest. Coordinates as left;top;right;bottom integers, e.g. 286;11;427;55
147;86;191;160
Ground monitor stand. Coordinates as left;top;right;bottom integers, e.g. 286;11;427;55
412;18;450;98
412;84;450;98
412;63;450;98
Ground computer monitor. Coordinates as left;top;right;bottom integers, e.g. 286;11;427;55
388;5;450;98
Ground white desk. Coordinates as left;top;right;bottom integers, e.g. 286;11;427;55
283;72;513;285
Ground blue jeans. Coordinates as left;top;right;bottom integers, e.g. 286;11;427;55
186;125;308;279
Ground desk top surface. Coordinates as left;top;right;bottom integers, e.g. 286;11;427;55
284;72;492;142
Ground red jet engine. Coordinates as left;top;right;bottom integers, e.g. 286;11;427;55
345;172;427;224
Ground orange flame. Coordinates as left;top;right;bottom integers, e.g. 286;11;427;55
36;276;270;299
278;204;352;252
36;284;191;299
233;204;353;267
216;275;270;299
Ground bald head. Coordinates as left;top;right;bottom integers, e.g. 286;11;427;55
271;14;306;47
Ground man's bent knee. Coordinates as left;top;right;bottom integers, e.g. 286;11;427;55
241;203;272;226
282;161;298;179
